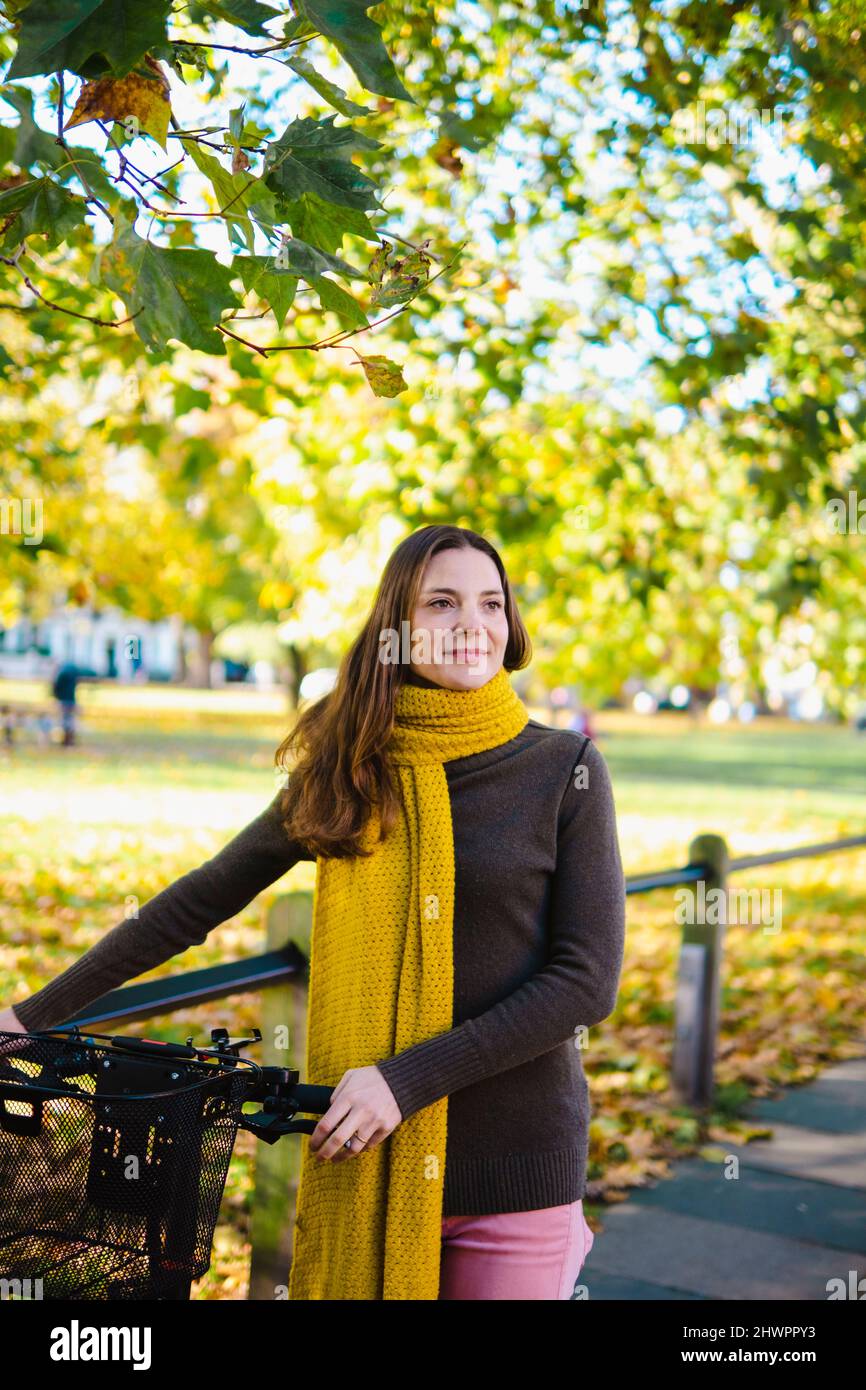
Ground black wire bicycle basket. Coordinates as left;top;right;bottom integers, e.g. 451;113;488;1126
0;1025;331;1302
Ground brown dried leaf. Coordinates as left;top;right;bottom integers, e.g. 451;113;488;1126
64;55;172;149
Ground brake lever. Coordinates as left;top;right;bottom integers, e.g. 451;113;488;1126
239;1111;319;1144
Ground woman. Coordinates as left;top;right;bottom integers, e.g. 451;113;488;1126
1;523;626;1301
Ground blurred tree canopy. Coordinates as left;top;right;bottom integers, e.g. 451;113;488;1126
1;1;865;708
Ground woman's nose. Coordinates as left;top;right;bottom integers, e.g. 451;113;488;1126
450;610;487;628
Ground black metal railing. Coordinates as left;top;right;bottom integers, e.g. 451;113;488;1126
43;827;866;1297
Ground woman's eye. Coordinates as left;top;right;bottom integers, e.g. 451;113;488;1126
428;598;502;610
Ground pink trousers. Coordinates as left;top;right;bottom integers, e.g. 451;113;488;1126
438;1198;594;1300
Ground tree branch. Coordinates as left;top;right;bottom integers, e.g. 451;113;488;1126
215;242;467;356
53;72;114;223
0;254;142;327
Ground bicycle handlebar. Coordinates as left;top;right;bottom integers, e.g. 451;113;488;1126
239;1081;335;1142
291;1083;334;1115
0;1025;336;1144
0;1023;338;1301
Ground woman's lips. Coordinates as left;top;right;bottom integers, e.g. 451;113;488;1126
438;636;489;662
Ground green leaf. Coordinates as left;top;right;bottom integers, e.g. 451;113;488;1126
368;238;432;308
184;140;269;253
0;123;16;171
0;344;15;377
159;40;209;81
224;103;279;150
234;253;298;328
269;234;365;281
0;83;116;202
172;382;212;414
438;108;493;153
195;0;281;37
296;0;413;103
263;114;382;213
228;105;246;144
95;210;239;354
311;274;367;327
6;0;173;81
0;177;87;251
277;189;378;252
356;352;406;396
283;53;372;118
2;82;65;167
283;14;317;41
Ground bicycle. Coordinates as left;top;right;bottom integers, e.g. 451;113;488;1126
0;1024;332;1301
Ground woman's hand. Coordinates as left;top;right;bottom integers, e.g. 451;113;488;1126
310;1065;402;1163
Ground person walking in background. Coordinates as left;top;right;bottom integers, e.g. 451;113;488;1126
1;705;14;746
50;661;80;746
2;524;626;1300
568;701;597;740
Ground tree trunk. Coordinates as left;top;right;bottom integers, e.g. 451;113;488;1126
286;643;307;711
170;614;188;683
192;629;215;688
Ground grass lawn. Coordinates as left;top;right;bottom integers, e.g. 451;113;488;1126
1;682;864;1297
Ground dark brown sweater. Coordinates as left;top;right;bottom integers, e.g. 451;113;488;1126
12;708;626;1217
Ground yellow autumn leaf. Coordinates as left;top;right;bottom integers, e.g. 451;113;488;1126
698;1144;729;1163
814;984;840;1012
64;56;172;150
357;354;407;398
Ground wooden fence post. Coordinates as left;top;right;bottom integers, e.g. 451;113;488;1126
248;891;312;1300
672;834;729;1108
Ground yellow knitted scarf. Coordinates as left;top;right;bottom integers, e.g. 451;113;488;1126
286;664;529;1300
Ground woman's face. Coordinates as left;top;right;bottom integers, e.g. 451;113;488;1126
408;547;510;691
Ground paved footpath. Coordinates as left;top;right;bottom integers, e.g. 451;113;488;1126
578;1049;866;1300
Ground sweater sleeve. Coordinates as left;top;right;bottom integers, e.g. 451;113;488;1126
11;789;312;1032
375;738;626;1122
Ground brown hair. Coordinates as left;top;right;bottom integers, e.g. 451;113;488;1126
275;524;532;859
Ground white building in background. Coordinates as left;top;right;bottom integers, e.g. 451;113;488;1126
0;605;189;682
